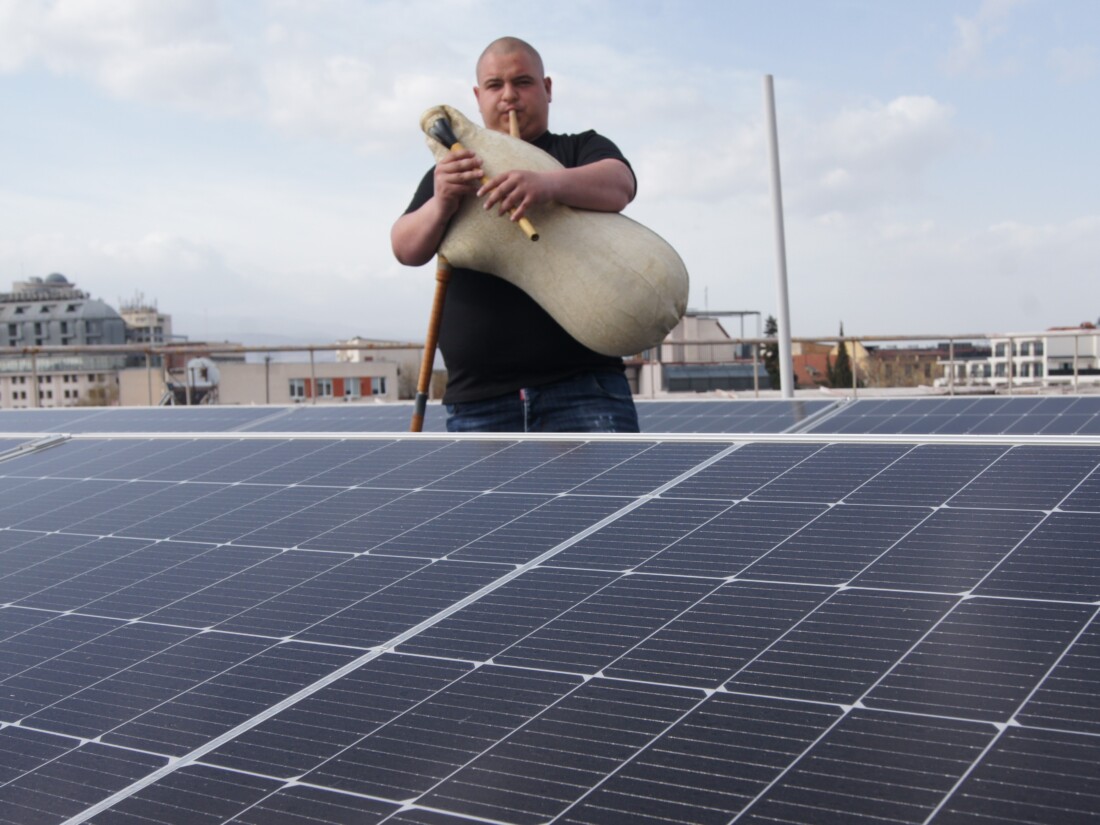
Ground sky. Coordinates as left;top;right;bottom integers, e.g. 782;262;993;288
1;0;1097;346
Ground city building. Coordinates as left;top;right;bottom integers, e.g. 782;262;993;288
632;310;769;395
0;274;127;409
117;358;399;405
336;336;425;399
935;325;1098;389
119;292;173;344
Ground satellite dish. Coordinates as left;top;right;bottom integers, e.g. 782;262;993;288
186;357;220;388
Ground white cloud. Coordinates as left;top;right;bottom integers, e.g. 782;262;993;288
0;0;258;115
787;95;955;216
945;0;1029;76
1049;45;1097;83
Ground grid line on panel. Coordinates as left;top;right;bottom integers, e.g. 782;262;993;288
861;598;1095;723
554;693;844;825
973;512;1100;602
921;605;1100;824
57;645;397;825
739;502;935;586
600;580;837;690
228;783;401;825
1016;614;1100;735
850;507;1046;594
733;710;998;825
294;490;488;556
230;486;427;551
62;543;278;621
720;589;960;705
413;679;707;825
945;445;1100;511
201;654;478;780
0;741;167;825
300;665;585;800
925;727;1100;825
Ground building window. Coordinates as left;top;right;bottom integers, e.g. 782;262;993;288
289;378;306;399
371;376;386;395
345;379;361;399
316;378;333;398
1034;342;1044;356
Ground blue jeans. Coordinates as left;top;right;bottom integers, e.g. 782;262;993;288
446;371;640;433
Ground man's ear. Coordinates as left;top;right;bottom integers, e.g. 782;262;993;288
544;76;552;102
473;85;481;103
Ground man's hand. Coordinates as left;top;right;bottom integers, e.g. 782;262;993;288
478;158;635;222
433;148;484;212
392;147;487;267
478;169;551;221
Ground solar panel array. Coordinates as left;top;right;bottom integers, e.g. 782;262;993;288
0;399;836;435
810;394;1100;435
5;395;1100;436
1;399;1099;825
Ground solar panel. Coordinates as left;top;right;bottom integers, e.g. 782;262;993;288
0;406;281;433
806;394;1100;435
0;424;1098;825
3;398;836;436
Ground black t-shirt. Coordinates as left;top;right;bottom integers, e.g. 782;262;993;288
405;129;634;404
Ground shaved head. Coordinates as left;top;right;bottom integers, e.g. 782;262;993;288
476;37;544;82
473;37;552;139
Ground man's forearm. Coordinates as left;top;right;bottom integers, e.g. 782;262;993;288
391;198;452;266
545;159;635;212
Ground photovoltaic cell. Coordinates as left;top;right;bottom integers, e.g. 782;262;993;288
557;693;842;825
416;679;702;825
739;504;931;585
1016;616;1100;734
735;711;996;825
945;445;1100;510
0;742;165;825
303;666;582;800
928;727;1100;824
863;597;1095;722
851;507;1044;593
973;512;1100;600
724;590;958;704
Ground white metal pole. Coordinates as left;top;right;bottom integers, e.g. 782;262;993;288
764;74;794;398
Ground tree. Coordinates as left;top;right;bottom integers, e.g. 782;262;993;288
762;315;781;390
828;322;854;388
761;315;797;390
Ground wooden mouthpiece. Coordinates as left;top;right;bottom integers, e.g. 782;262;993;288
426;115;539;242
508;110;519;138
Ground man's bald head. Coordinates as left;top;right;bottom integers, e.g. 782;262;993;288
473;36;552;139
476;37;544;83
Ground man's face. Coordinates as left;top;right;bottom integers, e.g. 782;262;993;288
474;48;552;140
